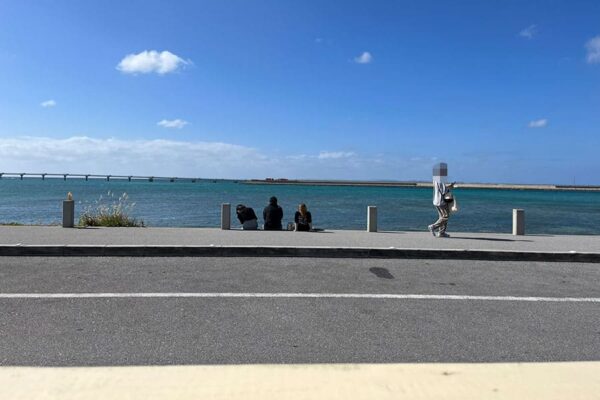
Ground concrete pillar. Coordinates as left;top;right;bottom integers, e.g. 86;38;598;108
63;197;75;228
221;203;231;230
512;209;525;235
367;206;377;232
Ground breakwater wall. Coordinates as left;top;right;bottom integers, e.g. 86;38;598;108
243;179;600;191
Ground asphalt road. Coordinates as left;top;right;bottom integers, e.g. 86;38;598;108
1;257;599;366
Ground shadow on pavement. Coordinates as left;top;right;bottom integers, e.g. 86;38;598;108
450;236;533;242
369;267;395;279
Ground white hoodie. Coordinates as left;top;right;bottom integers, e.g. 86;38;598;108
432;177;448;206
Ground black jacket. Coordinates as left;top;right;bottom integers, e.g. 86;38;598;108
237;207;257;224
263;204;283;230
294;211;312;231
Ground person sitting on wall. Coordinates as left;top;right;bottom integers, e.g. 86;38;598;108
236;204;258;230
263;196;283;230
294;203;312;232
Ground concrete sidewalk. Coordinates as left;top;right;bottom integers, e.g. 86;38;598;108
0;226;599;261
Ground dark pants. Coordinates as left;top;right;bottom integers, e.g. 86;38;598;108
264;224;282;231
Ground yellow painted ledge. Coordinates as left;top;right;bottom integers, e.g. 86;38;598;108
1;362;600;400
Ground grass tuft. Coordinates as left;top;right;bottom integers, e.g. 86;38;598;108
78;191;144;227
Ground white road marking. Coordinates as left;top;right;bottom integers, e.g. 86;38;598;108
0;292;599;302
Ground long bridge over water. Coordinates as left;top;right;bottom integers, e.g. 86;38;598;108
0;172;230;183
2;173;599;191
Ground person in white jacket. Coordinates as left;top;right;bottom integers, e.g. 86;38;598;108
428;163;455;238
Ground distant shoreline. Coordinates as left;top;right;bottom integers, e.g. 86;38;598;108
242;179;600;191
1;176;598;191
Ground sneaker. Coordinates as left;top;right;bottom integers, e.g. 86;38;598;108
427;225;436;236
437;232;450;238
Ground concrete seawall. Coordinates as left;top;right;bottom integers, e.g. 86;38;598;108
1;244;599;262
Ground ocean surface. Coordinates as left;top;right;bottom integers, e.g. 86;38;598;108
0;178;599;235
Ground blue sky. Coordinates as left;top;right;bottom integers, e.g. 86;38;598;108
0;0;599;183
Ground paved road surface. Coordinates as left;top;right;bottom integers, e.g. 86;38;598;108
1;257;599;366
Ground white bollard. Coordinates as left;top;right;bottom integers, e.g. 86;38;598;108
221;203;231;230
367;206;377;232
512;209;525;235
62;192;74;228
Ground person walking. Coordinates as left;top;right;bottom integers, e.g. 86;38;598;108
263;196;283;230
428;162;455;238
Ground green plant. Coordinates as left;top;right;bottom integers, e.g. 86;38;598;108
78;191;144;227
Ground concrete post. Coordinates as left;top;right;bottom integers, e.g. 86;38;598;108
513;209;525;235
221;203;231;230
367;206;377;232
63;195;75;228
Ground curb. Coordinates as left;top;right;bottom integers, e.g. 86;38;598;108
0;245;599;262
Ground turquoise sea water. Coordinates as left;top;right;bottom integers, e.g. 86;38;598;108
0;179;599;234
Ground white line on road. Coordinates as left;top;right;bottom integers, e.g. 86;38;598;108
0;292;599;302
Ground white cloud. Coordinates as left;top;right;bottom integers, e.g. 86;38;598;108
286;154;309;160
4;137;554;182
585;36;600;64
0;136;405;179
117;50;189;75
318;151;355;160
519;25;538;39
157;119;189;129
0;136;266;178
528;119;548;128
40;100;56;108
354;51;372;64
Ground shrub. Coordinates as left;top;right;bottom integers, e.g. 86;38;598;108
78;191;144;227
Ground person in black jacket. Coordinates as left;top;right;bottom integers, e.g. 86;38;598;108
263;196;283;230
294;203;312;231
236;204;258;230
